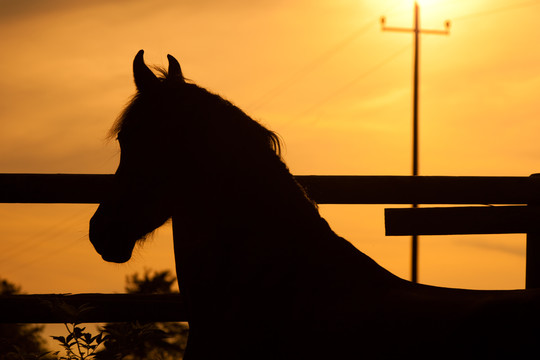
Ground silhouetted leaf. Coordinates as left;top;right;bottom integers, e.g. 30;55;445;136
52;335;66;344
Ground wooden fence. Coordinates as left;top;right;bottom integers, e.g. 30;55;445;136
1;173;539;324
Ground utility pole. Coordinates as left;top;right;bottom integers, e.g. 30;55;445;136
381;1;450;283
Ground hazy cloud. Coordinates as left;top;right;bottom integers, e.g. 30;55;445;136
0;0;285;21
0;0;84;20
454;237;525;258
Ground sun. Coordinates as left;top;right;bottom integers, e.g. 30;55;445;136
415;0;445;6
385;0;452;24
406;0;457;27
391;0;449;14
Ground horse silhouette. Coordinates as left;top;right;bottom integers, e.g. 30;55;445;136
90;50;540;359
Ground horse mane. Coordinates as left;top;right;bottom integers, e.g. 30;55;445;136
109;66;282;159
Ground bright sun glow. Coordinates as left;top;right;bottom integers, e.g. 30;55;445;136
406;0;462;26
415;0;444;6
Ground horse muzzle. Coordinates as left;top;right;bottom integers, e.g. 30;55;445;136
89;212;136;264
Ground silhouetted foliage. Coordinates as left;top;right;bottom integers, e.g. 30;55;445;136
52;323;107;360
0;279;51;360
95;270;188;360
124;269;177;295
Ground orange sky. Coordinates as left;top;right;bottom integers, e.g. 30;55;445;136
1;0;539;309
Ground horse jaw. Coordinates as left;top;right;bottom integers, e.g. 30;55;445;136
89;207;138;264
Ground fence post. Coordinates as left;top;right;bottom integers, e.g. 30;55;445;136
526;173;540;289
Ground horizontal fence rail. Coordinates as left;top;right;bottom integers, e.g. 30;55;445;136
385;206;536;236
1;293;185;323
2;173;540;323
1;173;539;204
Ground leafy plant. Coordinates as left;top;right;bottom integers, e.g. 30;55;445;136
51;323;108;360
50;269;187;360
95;269;188;360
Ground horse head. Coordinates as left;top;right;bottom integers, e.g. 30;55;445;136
89;50;186;263
90;50;283;264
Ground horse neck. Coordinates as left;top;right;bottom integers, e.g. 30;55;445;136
170;143;401;299
223;154;326;233
172;148;333;243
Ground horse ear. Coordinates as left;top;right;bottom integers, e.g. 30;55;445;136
167;54;185;82
133;50;159;91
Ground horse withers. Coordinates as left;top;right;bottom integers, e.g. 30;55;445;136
90;50;540;359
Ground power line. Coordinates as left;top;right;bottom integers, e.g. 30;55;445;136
0;207;90;264
453;0;540;21
13;234;87;272
296;43;411;124
246;2;404;113
246;23;375;112
0;208;88;262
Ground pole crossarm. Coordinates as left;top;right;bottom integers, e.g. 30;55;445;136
381;26;450;35
420;28;451;35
